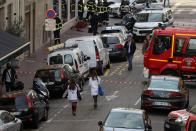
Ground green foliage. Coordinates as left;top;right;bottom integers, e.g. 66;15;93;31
6;16;24;37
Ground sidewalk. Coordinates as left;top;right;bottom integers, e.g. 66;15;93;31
0;24;95;93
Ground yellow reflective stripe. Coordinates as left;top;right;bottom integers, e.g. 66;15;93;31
173;61;182;64
176;33;196;37
171;35;175;58
149;59;168;62
150;59;182;63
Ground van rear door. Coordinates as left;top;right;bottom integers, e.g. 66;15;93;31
77;41;97;68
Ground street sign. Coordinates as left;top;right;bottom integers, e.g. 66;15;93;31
45;19;56;31
46;9;56;19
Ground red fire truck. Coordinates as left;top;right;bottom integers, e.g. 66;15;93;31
143;27;196;82
186;112;196;131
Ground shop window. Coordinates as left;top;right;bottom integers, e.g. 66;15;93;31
186;38;196;55
70;0;76;19
153;35;171;54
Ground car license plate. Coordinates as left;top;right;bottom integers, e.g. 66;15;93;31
154;102;169;106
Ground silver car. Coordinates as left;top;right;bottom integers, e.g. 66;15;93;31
98;108;152;131
0;110;22;131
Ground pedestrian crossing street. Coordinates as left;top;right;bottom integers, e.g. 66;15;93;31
104;46;143;77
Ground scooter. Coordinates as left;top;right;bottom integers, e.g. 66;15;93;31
33;78;50;111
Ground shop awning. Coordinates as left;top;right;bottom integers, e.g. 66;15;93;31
0;31;30;66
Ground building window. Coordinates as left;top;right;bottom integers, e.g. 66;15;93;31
7;3;13;28
61;0;67;23
0;7;5;30
53;0;67;23
70;0;75;19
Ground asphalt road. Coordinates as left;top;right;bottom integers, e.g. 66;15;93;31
23;1;196;131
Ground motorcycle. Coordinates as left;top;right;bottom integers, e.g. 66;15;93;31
33;78;50;111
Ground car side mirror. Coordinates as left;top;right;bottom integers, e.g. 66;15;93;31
98;121;103;127
84;56;91;61
14;118;18;123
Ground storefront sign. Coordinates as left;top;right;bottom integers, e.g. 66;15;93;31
45;19;56;31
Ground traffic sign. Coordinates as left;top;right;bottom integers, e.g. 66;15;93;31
45;19;56;31
46;9;56;19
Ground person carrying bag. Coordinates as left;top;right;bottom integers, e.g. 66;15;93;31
67;79;81;116
89;70;102;109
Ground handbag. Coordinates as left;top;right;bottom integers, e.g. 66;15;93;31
77;90;82;101
98;85;104;96
97;77;104;96
76;85;82;101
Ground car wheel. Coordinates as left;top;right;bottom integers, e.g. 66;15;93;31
43;108;48;121
32;114;39;129
106;60;111;69
98;66;104;76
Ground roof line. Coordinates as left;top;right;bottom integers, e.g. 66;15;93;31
0;42;30;62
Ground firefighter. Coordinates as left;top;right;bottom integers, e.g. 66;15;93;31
85;0;96;21
102;0;109;25
78;0;84;21
96;0;103;25
53;13;62;45
120;0;130;18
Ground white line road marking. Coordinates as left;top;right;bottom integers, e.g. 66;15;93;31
134;97;141;106
46;118;53;123
105;91;119;101
63;105;69;109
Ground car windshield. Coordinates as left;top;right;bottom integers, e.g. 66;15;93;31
101;37;120;45
137;13;163;22
149;79;179;91
104;111;144;129
36;69;61;82
0;96;28;110
49;55;63;64
101;29;121;34
136;0;157;4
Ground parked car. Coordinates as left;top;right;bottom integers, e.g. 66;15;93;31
0;90;48;129
164;105;196;131
0;110;23;131
133;7;173;40
65;36;110;75
47;47;89;78
98;108;152;131
100;33;126;60
101;26;129;40
141;75;189;110
35;64;84;96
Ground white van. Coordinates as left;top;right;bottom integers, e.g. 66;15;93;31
65;36;110;75
47;47;90;78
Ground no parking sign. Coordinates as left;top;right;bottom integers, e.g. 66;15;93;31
46;9;56;19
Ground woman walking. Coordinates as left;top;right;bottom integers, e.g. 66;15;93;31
89;70;101;109
67;79;80;116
